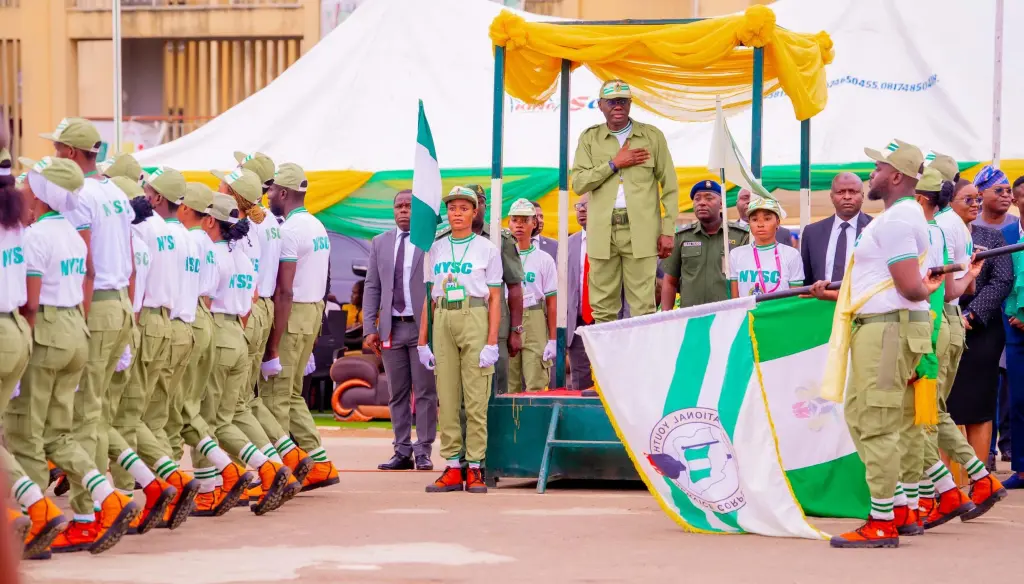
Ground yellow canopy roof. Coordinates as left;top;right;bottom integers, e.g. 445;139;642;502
489;6;834;122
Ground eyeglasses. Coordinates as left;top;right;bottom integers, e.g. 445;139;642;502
604;98;630;107
960;196;981;205
574;202;588;211
991;187;1011;195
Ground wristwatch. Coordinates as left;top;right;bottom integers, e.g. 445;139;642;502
608;161;618;173
511;325;524;334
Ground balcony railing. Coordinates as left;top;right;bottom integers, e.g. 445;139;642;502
0;0;19;7
70;0;299;9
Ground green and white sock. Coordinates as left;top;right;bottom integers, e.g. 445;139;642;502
964;456;989;481
926;462;957;494
239;442;270;468
920;478;935;499
308;447;329;463
870;497;895;521
73;514;95;523
11;477;43;509
194;467;218;494
904;483;919;510
893;483;907;507
117;449;157;487
261;443;283;464
446;458;461;469
83;470;115;506
275;436;297;457
198;437;233;471
154;457;180;481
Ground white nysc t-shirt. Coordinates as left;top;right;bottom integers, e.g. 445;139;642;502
210;241;256;317
280;208;330;304
131;228;151;314
728;242;804;297
426;233;503;301
253;212;283;298
935;207;973;303
513;246;557;308
25;212;87;307
851;198;931;315
190;228;219;299
0;226;27;313
167;219;202;323
135;215;181;310
63;176;135;291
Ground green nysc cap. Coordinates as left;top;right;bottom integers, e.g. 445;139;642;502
865;139;925;180
208;193;240;224
916;167;944;194
928;152;959;183
508;198;536;216
39;117;102;153
747;194;787;220
600;79;632;100
212;168;262;204
234;151;276;186
100;153;143;182
181;183;214;214
110;176;144;199
443;186;478;208
18;157;85;193
143;166;188;202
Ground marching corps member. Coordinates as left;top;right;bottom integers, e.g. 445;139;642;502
263;163;339;491
506;198;557;393
728;195;803;298
10;157;138;555
417;186;503;494
99;153;143;183
197;193;291;516
812;140;942;549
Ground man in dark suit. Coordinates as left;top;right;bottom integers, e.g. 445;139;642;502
363;190;437;471
566;194;595;390
737;188;796;247
531;200;558;259
800;172;872;285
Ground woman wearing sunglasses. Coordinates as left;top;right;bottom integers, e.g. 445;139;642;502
973;166;1017;229
947;177;1013;474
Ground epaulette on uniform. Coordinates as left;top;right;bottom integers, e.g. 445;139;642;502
676;222;697;233
729;221;750;233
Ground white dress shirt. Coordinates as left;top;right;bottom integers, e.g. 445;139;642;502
824;212;861;280
392;229;414;317
579;229;588;298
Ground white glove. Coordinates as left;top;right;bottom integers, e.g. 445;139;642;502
304;353;317;375
542;340;557;362
10;382;19;400
261;357;283;381
417;345;436;371
479;344;500;368
115;345;132;372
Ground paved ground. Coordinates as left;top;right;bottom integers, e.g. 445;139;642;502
20;427;1024;584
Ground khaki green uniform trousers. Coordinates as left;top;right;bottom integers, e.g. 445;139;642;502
243;297;287;442
898;310;950;485
107;325;140;490
923;307;976;469
0;312;32;485
588;219;657;324
111;307;172;491
258;301;323;452
845;310;931;501
179;302;216;466
507;306;551;393
202;314;255;459
7;306;95;514
147;319;193;454
434;302;492;462
72;290;132;515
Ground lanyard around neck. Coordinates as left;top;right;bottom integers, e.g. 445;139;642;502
752;244;782;295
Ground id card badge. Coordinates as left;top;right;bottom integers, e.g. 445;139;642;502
523;293;536;308
444;283;467;303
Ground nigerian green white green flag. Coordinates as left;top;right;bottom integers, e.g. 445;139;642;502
708;100;772;199
579;295;870;538
411;100;442;251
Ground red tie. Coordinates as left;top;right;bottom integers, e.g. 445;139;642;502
582;254;594;324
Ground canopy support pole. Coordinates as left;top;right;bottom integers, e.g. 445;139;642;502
992;0;1004;166
751;47;763;178
112;0;123;154
800;119;811;232
490;46;505;246
555;59;570;389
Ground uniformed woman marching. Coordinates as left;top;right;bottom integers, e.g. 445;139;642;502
9;157;138;555
198;194;290;516
417;186;503;494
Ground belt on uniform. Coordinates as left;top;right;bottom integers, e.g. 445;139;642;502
212;312;241;324
854;310;930;325
93;289;124;301
0;311;16;319
525;304;545;312
942;304;963;318
611;208;630;226
437;297;486;311
141;306;169;318
392;315;416;323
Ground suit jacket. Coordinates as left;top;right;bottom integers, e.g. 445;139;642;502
1001;220;1024;346
362;229;426;341
962;224;1011;327
537;235;558;261
566;232;584;343
800;212;872;285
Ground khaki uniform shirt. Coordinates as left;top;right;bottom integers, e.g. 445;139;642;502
662;221;749;308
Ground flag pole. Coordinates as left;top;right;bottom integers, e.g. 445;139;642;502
992;0;1004;166
716;97;731;292
112;0;123;154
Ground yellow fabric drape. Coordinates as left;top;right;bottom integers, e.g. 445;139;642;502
489;6;833;122
182;170;373;215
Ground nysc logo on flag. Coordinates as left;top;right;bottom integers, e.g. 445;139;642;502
646;407;746;514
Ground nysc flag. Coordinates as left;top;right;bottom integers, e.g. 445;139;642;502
579;296;870;539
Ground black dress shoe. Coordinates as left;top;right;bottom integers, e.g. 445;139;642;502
378;454;414;471
415;455;434;471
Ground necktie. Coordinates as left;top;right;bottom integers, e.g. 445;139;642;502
393;232;408;313
831;222;851;282
582;254;594;324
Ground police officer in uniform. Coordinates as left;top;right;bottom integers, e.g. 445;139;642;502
661;180;749;309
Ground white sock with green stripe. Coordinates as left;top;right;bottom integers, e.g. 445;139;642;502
446;458;461;469
275;436;297;457
198;437;233;472
261;443;283;464
920;478;935;499
153;457;180;481
964;456;989;481
117;449;157;487
83;470;115;507
904;483;919;510
893;483;907;507
194;467;218;494
308;447;329;463
926;462;957;494
238;442;270;468
870;497;895;521
11;477;44;509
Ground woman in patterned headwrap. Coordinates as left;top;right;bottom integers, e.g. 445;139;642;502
973;165;1017;229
